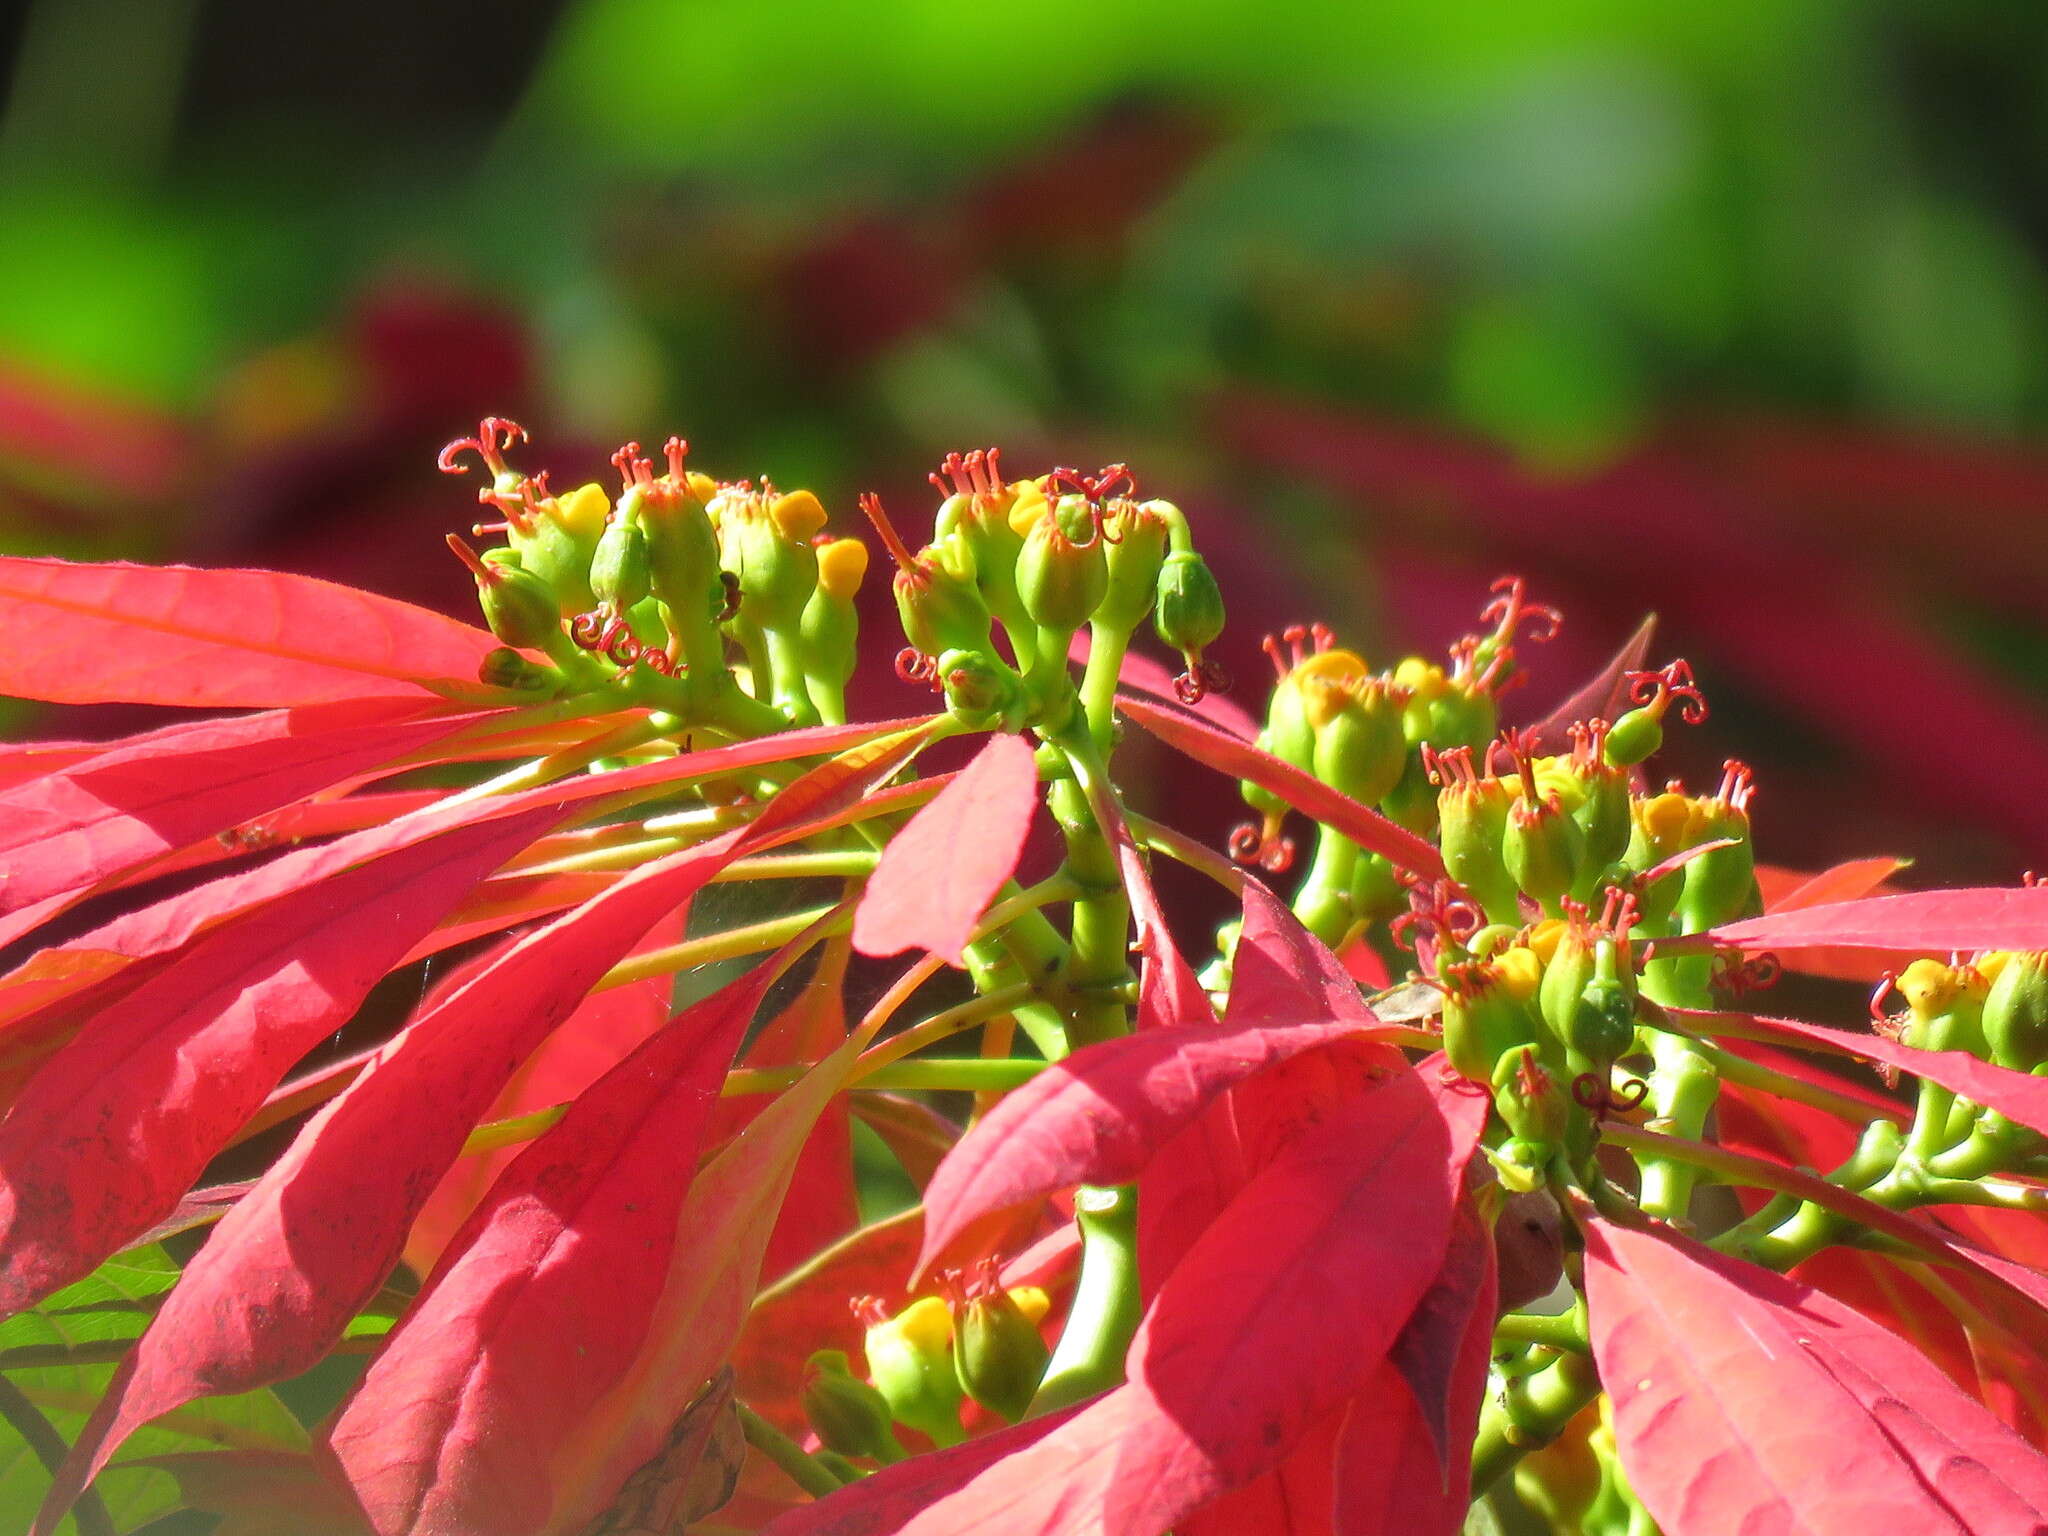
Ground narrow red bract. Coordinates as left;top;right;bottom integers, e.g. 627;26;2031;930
1514;613;1656;754
35;734;940;1530
1674;885;2048;955
0;556;503;706
0;805;561;1317
1584;1213;2048;1534
853;732;1038;964
1118;693;1446;878
0;696;486;936
325;955;784;1536
1680;1007;2048;1143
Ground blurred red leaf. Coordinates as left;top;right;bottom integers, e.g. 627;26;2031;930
1757;857;1911;912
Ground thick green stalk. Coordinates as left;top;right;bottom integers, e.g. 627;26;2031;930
1029;1185;1141;1414
1471;1349;1601;1494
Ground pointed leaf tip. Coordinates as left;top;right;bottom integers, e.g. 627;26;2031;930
853;733;1038;964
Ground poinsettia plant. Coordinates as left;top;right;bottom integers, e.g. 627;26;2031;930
4;420;2048;1536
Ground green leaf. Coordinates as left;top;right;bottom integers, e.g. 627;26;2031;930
0;1246;306;1536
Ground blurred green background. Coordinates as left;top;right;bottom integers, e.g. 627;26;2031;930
4;0;2047;882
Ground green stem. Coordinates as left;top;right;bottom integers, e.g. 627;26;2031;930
1494;1310;1590;1353
1030;1184;1141;1414
1471;1348;1601;1494
737;1402;847;1499
1079;619;1134;754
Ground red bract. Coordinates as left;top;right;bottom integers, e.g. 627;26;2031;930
915;1012;1385;1276
0;556;500;706
0;696;488;938
15;426;2048;1536
1680;1007;2048;1141
853;732;1038;964
326;951;792;1536
1119;693;1445;878
1584;1213;2048;1534
1673;885;2048;955
0;804;562;1315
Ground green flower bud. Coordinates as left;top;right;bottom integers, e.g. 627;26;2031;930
1677;762;1758;932
1558;722;1633;883
858;1295;963;1448
861;493;995;663
1097;500;1170;634
447;538;562;650
714;484;828;634
946;1264;1051;1424
1492;1043;1571;1168
936;648;1026;732
1441;948;1544;1083
589;516;652;611
800;537;867;720
801;1350;905;1461
1307;676;1410;810
1893;959;1991;1056
1015;493;1108;634
1504;792;1585;918
1348;851;1402;925
1153;548;1226;689
1429;746;1519;924
616;442;724;638
477;645;558;694
1622;790;1701;930
1983;951;2048;1071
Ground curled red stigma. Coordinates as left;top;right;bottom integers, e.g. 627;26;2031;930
860;492;922;575
1228;820;1295;873
1172;657;1231;706
894;648;943;691
1572;1072;1648;1117
1390;875;1483;970
1625;658;1709;725
437;416;527;478
570;610;606;649
1712;950;1780;996
1481;575;1563;646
